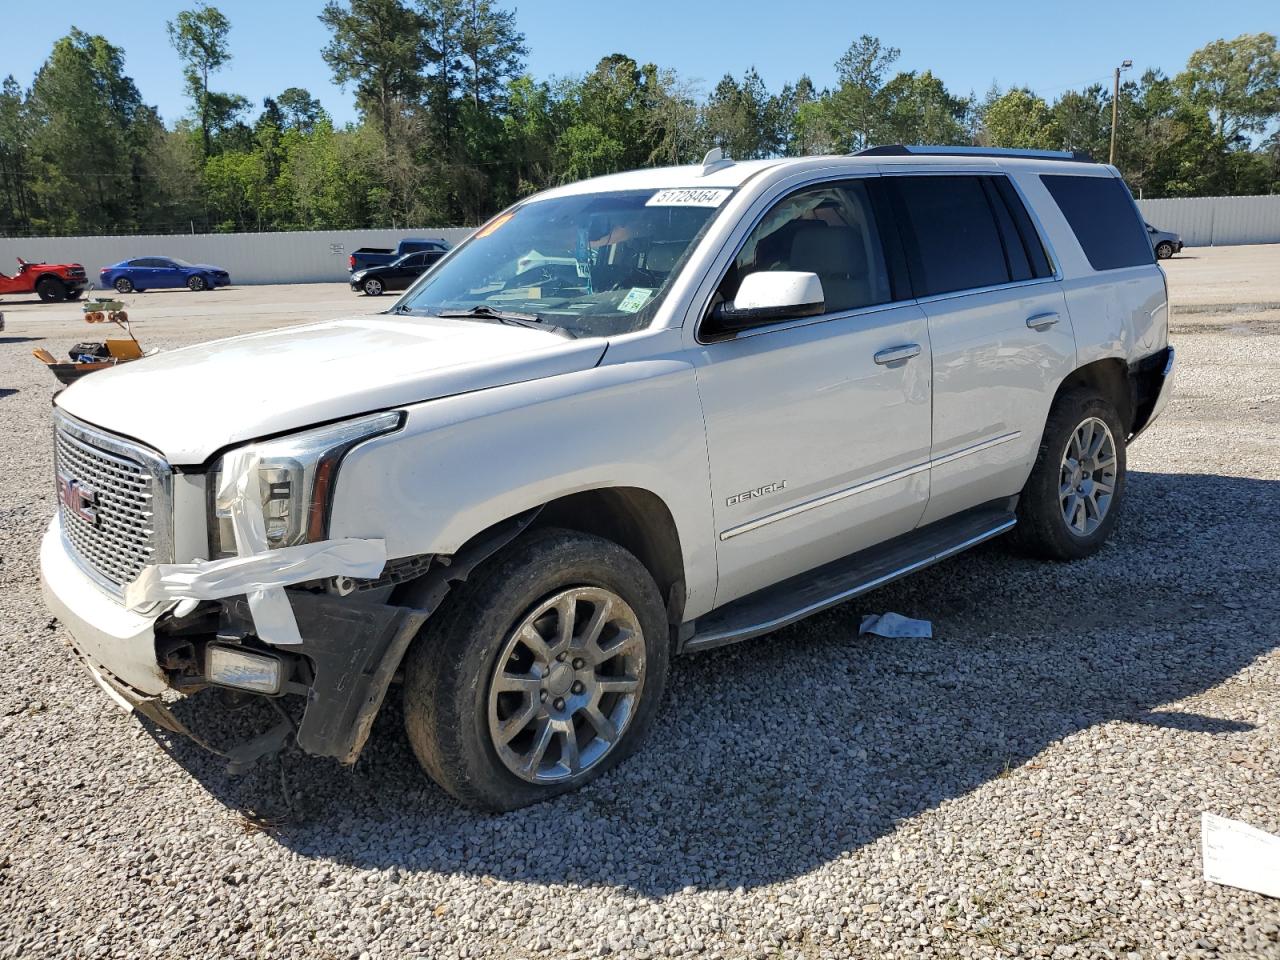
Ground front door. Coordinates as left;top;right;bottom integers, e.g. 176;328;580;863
691;179;933;608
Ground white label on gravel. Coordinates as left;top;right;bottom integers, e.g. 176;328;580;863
1202;812;1280;898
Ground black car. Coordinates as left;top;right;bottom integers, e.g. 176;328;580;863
350;250;446;295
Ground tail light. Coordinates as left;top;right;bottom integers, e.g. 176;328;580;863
348;255;355;270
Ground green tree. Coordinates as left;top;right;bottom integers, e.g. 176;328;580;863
456;0;526;109
982;88;1058;149
1177;33;1280;142
277;87;327;132
25;29;154;233
821;35;901;151
167;4;243;157
879;70;971;145
319;0;428;144
0;76;33;232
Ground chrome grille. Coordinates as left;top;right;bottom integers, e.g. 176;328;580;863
53;412;173;594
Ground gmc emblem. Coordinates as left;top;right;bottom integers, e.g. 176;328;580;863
57;473;99;525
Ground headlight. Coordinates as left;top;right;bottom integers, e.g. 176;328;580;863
207;411;402;558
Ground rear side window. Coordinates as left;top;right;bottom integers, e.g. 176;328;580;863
889;176;1010;296
1040;174;1153;271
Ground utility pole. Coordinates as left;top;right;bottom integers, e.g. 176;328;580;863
1109;59;1133;166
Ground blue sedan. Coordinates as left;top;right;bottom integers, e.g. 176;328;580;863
99;257;231;294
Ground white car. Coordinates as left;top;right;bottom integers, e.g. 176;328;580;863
41;145;1174;810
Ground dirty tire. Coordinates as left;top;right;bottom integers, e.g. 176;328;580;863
1155;241;1174;260
36;277;66;303
114;277;134;293
187;274;207;291
402;527;669;811
1012;387;1127;561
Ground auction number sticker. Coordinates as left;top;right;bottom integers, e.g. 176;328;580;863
646;188;732;208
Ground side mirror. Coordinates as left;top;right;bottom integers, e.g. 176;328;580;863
710;271;825;330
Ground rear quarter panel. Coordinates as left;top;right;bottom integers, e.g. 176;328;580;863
1008;167;1169;369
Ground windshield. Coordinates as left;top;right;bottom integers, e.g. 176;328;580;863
397;187;732;337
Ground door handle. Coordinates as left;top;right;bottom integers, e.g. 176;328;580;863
873;343;921;365
1026;312;1060;330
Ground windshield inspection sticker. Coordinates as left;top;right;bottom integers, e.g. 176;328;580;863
646;188;732;208
618;287;654;313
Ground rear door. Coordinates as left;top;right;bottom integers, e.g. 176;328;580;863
885;172;1076;525
690;176;934;607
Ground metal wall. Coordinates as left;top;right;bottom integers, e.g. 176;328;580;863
1136;196;1280;246
0;227;474;286
2;195;1276;286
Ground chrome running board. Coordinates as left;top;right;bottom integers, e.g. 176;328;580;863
683;501;1017;653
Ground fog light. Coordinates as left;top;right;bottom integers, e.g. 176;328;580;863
206;644;283;695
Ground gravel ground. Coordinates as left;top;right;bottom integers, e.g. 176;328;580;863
2;247;1279;959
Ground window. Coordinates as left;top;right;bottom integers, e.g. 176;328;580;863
1040;174;1153;271
889;175;1010;296
716;179;892;318
991;176;1053;279
400;188;728;338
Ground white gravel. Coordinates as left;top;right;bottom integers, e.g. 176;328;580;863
2;249;1279;959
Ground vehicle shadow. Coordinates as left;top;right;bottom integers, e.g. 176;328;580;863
146;469;1278;895
0;337;43;344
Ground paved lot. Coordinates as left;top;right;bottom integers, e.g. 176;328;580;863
1;246;1278;959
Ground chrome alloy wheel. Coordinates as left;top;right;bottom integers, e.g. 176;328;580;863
487;586;645;785
1059;416;1118;537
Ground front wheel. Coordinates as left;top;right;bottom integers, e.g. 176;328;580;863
363;278;383;296
1012;388;1127;561
1155;241;1174;260
187;274;207;291
402;528;669;811
36;277;67;302
114;277;134;293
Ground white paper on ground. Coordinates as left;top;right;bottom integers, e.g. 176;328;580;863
1202;812;1280;898
859;612;933;639
124;446;386;646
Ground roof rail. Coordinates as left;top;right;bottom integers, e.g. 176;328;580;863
856;145;1094;163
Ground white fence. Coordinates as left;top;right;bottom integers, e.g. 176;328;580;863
1136;196;1280;246
1;195;1276;286
0;227;474;286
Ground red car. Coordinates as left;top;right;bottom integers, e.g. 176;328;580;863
0;257;89;302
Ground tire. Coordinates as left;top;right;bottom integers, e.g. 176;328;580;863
1155;241;1174;260
1012;387;1127;561
114;277;134;293
363;278;383;296
402;528;670;811
187;274;207;291
36;277;67;303
67;288;84;301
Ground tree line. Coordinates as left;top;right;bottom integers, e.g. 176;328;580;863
1;0;1277;238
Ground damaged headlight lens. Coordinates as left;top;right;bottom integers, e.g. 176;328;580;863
208;411;403;558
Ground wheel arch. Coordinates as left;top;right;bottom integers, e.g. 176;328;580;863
1054;357;1134;435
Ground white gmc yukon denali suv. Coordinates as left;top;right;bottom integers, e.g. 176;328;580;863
42;146;1174;810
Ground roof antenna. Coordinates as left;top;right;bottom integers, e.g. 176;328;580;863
699;147;735;177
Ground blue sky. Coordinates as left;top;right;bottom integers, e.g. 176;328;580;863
5;0;1276;125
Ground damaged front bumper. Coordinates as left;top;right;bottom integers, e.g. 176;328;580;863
40;516;426;770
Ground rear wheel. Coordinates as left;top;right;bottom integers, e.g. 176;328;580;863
113;277;134;294
1012;388;1127;561
1155;241;1174;260
402;528;669;811
187;274;207;291
363;277;383;296
36;277;67;302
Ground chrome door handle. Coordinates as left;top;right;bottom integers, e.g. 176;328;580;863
873;343;921;365
1026;312;1060;330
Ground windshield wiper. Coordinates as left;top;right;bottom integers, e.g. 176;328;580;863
438;306;577;339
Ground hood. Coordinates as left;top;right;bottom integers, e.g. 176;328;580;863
56;315;606;464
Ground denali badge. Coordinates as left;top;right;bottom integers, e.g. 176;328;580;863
57;473;99;526
727;481;787;507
